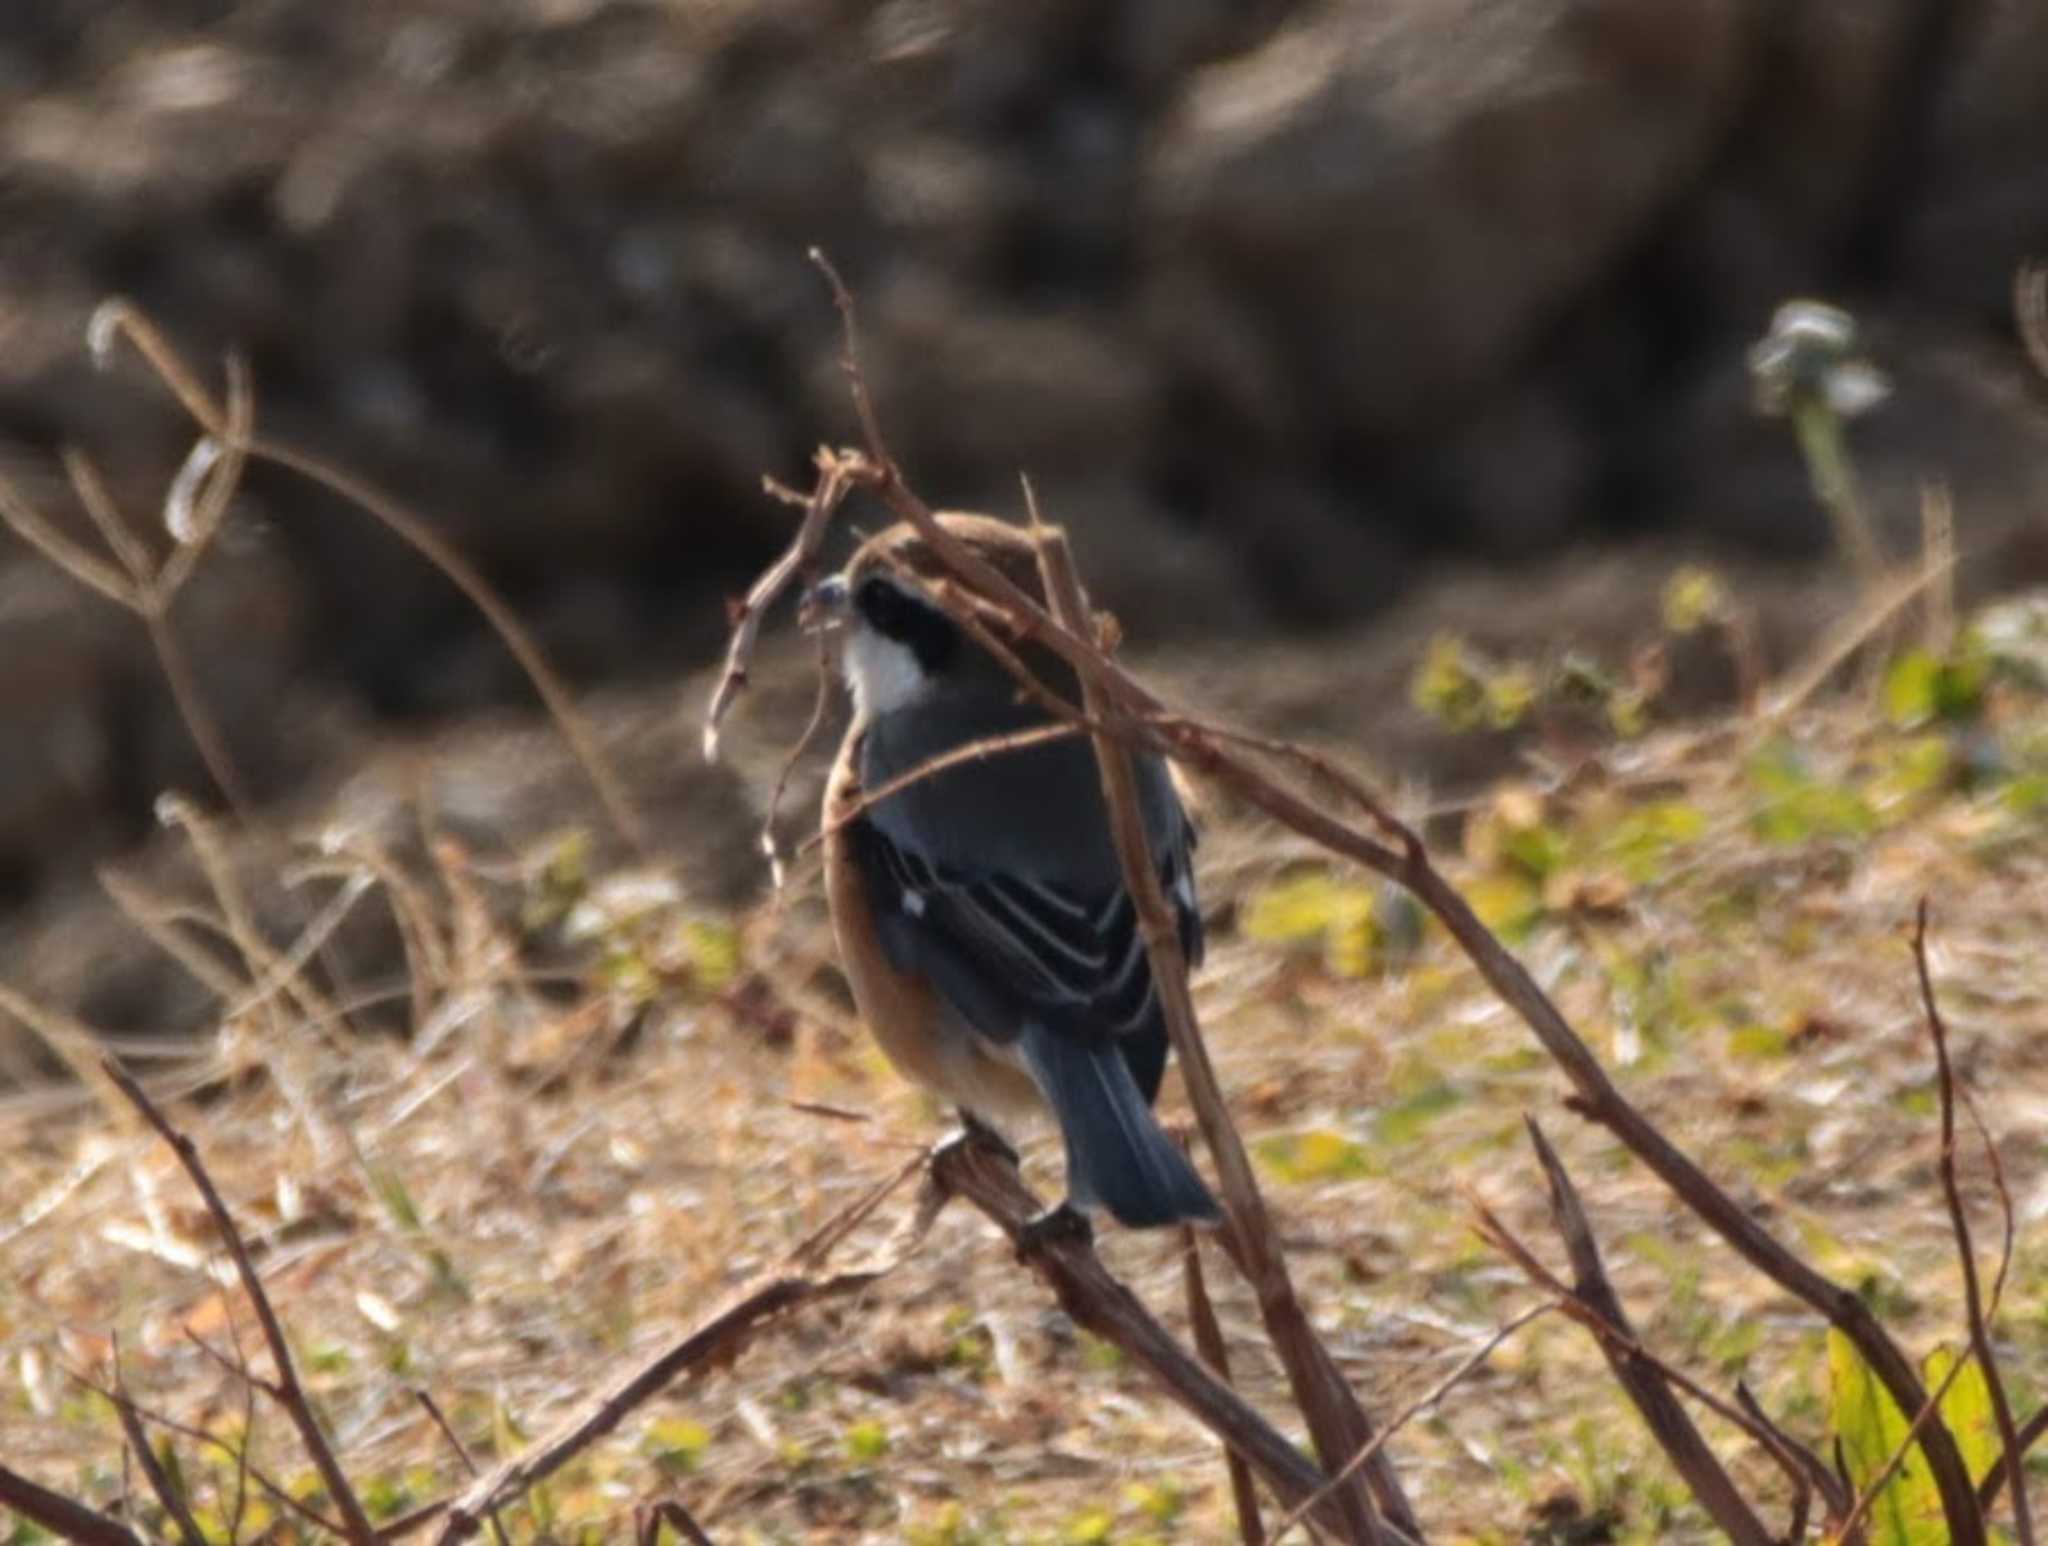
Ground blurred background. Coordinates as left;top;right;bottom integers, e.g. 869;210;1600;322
1;0;2046;1012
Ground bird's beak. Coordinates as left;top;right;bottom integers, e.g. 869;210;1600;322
799;573;850;634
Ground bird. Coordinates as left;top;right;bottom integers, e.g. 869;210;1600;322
811;512;1220;1236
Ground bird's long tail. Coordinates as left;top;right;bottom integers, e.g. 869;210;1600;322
1020;1025;1221;1228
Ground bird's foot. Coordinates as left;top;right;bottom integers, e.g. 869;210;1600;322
1016;1202;1093;1258
938;1108;1019;1167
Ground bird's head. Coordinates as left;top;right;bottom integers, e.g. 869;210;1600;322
805;513;1066;724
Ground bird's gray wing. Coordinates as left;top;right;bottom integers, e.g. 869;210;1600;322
850;708;1201;1051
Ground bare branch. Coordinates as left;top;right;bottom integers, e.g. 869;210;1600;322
1032;518;1406;1542
1737;1380;1846;1536
65;1361;351;1541
415;1390;511;1546
1470;1185;1819;1530
1182;1221;1265;1545
926;1134;1376;1543
704;451;856;763
1983;1407;2048;1517
1520;1120;1776;1546
428;1153;937;1544
1916;901;2032;1543
110;1337;210;1546
102;1057;380;1544
635;1496;716;1546
1268;1300;1555;1545
0;1461;149;1546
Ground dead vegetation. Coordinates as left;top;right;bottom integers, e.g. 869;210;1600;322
2;269;2048;1544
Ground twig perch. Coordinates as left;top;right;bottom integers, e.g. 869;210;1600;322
926;1135;1365;1541
1031;515;1405;1542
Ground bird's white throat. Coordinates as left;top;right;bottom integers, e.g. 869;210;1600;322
842;624;931;721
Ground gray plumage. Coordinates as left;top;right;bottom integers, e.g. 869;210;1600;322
852;683;1219;1228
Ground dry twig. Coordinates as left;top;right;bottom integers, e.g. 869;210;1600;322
427;1151;937;1544
698;252;1994;1541
103;1057;380;1544
415;1390;512;1546
1266;1300;1555;1546
1516;1120;1777;1545
109;1338;209;1546
83;300;646;854
1915;901;2033;1543
634;1495;716;1546
926;1134;1367;1541
1182;1219;1265;1546
0;1463;148;1546
1030;515;1406;1541
1470;1177;1819;1537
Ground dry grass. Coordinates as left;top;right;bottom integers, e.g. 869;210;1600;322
2;670;2046;1542
4;289;2047;1544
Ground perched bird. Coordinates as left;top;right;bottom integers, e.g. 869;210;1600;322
813;513;1219;1233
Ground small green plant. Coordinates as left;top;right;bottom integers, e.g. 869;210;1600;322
645;1415;713;1476
1827;1332;2005;1544
1748;299;1891;590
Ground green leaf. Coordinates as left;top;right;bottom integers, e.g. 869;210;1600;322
1662;566;1728;634
1485;664;1538;729
1501;821;1568;881
1465;870;1544;938
646;1415;713;1474
1412;633;1489;730
1373;1082;1464;1146
1727;1024;1790;1060
1886;647;1989;727
2003;774;2048;816
1241;872;1368;945
1925;1346;2001;1486
1747;741;1875;844
1886;651;1942;727
1256;1128;1372;1183
1828;1328;1946;1544
680;919;741;991
1603;801;1708;883
844;1419;891;1463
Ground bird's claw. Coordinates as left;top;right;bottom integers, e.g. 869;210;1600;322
937;1109;1019;1167
1016;1202;1093;1258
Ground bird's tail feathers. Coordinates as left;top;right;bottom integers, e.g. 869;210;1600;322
1020;1025;1220;1229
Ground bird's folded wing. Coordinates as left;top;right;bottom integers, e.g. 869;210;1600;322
851;815;1201;1045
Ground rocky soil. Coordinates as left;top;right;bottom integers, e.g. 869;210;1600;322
0;0;2045;947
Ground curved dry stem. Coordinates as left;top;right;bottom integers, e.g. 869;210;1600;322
1915;902;2032;1544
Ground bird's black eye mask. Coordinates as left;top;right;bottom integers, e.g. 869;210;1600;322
857;575;960;674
